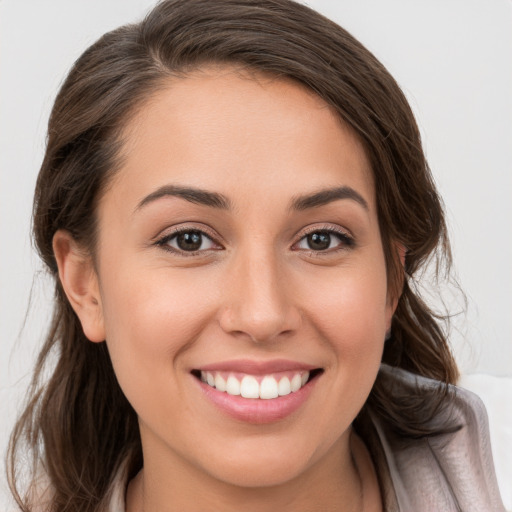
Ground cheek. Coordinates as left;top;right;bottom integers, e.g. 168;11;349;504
309;266;388;340
97;269;214;405
300;259;389;384
102;263;212;338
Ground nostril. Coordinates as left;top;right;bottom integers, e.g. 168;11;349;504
217;295;302;344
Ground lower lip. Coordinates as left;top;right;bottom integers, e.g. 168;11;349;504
195;375;318;424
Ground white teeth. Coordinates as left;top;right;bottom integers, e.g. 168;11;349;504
201;370;311;399
290;373;302;392
215;374;226;392
226;375;241;396
240;375;260;398
260;376;279;399
277;376;291;396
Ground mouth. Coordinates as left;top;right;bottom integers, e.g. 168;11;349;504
190;362;323;423
191;368;323;400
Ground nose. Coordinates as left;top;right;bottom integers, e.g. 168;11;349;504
218;246;301;343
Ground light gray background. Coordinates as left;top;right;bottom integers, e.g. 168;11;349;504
1;0;511;508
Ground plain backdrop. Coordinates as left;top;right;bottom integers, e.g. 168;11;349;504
1;0;511;509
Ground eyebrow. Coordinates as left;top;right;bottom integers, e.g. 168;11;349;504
136;184;231;211
290;186;369;211
135;184;368;213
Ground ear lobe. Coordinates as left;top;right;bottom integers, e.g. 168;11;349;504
385;242;407;328
53;230;105;343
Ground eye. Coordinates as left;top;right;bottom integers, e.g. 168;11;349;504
158;229;218;253
295;229;353;252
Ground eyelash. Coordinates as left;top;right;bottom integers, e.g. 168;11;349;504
292;225;355;255
154;225;355;257
154;227;219;257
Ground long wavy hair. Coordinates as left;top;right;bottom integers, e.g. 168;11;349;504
8;1;458;510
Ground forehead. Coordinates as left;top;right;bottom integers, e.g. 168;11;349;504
108;67;375;213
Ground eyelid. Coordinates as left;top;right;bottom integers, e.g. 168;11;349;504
291;223;355;252
154;223;224;255
153;222;354;256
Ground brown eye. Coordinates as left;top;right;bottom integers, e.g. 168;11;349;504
176;231;203;251
306;232;331;250
295;229;353;252
163;230;216;252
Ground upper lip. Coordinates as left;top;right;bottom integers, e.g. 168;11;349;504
195;359;319;375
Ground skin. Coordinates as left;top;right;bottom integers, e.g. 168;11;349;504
54;67;394;511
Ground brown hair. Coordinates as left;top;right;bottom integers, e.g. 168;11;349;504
8;0;458;510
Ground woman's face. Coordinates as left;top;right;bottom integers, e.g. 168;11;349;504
84;68;395;487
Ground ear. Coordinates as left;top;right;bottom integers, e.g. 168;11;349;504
53;230;105;343
385;242;407;330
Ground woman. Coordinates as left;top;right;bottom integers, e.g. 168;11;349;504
7;0;506;511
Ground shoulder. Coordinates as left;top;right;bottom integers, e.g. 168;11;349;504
369;364;506;512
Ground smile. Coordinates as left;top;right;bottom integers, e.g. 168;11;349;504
200;370;310;399
192;361;323;423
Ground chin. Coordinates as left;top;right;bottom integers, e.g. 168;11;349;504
194;432;337;489
208;454;312;489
